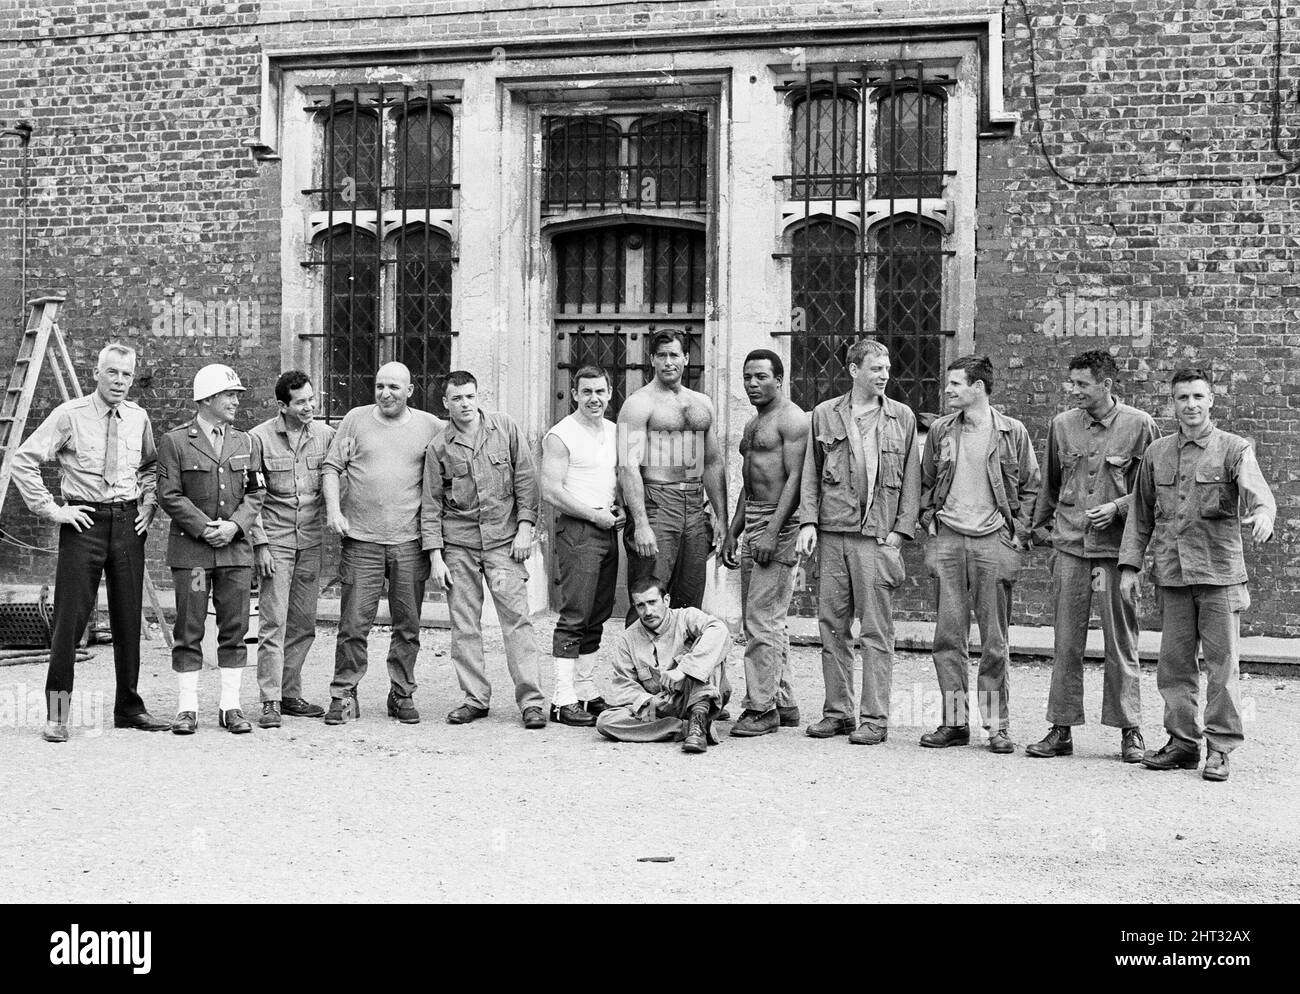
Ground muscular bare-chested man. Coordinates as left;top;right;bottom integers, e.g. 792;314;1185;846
617;330;726;625
720;349;809;737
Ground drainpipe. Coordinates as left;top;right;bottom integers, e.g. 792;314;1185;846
2;120;33;317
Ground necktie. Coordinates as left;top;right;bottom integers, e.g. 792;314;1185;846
103;412;119;486
212;426;224;455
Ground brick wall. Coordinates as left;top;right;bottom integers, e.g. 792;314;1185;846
2;1;1297;635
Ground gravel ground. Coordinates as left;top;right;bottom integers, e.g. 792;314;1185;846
2;614;1296;904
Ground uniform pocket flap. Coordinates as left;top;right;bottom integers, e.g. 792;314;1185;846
1153;464;1177;486
264;457;294;472
306;454;324;469
1104;454;1131;467
1194;465;1226;484
227;455;250;472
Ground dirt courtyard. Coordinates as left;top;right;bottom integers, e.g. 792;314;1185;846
2;614;1296;903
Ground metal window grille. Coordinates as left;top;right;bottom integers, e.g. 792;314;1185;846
302;85;459;421
774;63;955;416
791;92;858;200
542;112;708;211
877;88;946;198
322;229;379;418
396;227;454;415
556;229;626;314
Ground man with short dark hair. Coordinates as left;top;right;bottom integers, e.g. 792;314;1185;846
720;349;809;737
248;371;335;727
322;362;444;725
796;338;921;745
540;365;622;727
424;371;547;729
617;330;725;622
11;342;170;741
595;575;731;754
1027;350;1158;762
919;355;1039;754
1120;367;1275;782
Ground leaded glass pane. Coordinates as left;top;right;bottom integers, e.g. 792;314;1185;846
791;94;858;200
395;227;454;415
632;112;707;207
790;220;858;410
876;89;945;198
544;118;621;209
322;230;379;420
323;107;380;210
396;107;453;209
876;218;943;414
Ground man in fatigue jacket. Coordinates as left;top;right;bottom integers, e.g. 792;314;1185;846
795;338;920;745
1027;350;1158;763
1119;367;1276;782
248;370;335;728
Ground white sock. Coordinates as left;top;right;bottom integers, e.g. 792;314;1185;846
575;652;600;702
553;657;578;707
219;667;243;712
177;671;199;714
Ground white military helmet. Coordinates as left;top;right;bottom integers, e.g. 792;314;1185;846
192;364;246;402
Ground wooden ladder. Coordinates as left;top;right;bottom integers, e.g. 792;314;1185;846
0;295;172;647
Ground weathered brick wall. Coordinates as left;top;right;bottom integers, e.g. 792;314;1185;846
2;0;1297;636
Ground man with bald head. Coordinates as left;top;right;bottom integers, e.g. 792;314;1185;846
321;362;444;724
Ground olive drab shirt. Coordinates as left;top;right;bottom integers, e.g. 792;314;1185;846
1118;424;1276;587
798;393;921;539
157;418;265;568
1030;400;1160;558
421;411;539;552
920;406;1041;543
247;414;335;550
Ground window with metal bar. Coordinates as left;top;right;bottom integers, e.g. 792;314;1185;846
544;117;622;209
791;91;858;200
306;86;458;422
322;103;380;210
395;226;453;415
395;104;453;209
555;229;626;314
789;220;858;410
876;86;946;198
631;112;708;208
318;228;380;421
875;218;943;414
777;64;952;418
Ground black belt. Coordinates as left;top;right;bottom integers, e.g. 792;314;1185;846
67;499;139;509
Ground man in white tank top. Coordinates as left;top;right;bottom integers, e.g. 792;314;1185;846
540;366;624;726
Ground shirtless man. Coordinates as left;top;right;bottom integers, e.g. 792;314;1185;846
617;330;726;624
720;349;809;737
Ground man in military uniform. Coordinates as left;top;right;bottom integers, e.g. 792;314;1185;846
1120;367;1276;782
11;342;171;741
157;364;265;734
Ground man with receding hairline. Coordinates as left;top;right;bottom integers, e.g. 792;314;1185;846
11;342;170;741
321;361;443;725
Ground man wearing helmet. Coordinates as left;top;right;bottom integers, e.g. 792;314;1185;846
157;363;266;734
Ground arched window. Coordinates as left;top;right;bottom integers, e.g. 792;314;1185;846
320;102;380;209
394;226;454;415
544;118;621;209
789;219;859;410
791;91;858;200
317;227;380;420
875;217;944;414
395;105;453;209
875;86;946;198
631;112;707;207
